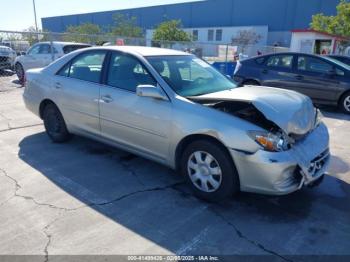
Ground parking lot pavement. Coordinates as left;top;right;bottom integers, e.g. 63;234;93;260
0;75;350;260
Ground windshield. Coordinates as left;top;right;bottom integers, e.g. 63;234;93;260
147;55;237;96
323;56;350;71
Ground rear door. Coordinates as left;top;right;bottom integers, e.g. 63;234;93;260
294;55;342;103
259;54;298;89
38;44;55;67
53;50;107;135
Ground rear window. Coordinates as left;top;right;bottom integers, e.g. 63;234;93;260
63;45;90;54
266;55;293;68
255;57;266;65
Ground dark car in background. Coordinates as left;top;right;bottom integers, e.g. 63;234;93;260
234;52;350;113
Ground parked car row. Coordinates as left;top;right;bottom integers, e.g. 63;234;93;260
23;46;330;201
234;52;350;113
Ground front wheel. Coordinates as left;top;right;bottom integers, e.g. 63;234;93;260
43;103;71;143
339;91;350;114
180;140;240;202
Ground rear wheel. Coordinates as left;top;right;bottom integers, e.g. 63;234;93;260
180;140;240;202
339;91;350;114
243;80;260;86
15;63;24;81
43;103;71;143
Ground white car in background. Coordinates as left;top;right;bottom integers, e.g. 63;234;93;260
15;41;91;80
0;45;16;71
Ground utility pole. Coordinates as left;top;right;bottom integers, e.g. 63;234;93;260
32;0;39;40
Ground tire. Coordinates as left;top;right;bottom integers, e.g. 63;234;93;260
339;91;350;114
15;63;24;81
43;103;71;143
180;140;240;202
243;80;260;86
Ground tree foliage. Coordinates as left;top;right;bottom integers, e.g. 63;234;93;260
152;20;191;42
22;26;49;45
110;13;143;38
63;23;102;43
310;0;350;37
231;30;262;52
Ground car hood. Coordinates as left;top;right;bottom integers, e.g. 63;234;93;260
0;47;12;56
192;86;316;135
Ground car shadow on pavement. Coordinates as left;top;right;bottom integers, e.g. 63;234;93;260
17;132;350;256
319;105;350;121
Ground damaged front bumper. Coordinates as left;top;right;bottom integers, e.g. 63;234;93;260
230;123;330;195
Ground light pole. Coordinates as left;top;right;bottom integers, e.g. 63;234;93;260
32;0;39;40
32;0;38;32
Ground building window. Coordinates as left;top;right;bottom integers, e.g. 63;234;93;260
216;29;223;41
192;30;198;41
208;29;214;41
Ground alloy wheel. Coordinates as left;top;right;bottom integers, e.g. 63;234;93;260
343;96;350;112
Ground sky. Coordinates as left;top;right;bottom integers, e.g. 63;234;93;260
0;0;201;31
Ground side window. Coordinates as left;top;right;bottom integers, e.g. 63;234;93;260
266;55;293;68
27;45;41;55
62;51;106;83
39;44;51;54
57;63;70;77
107;53;156;92
216;29;223;41
208;29;214;41
297;56;333;74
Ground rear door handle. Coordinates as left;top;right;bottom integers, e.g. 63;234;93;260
262;69;268;74
295;75;304;80
101;95;114;103
54;82;62;89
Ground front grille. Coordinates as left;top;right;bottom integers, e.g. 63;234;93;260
307;149;330;177
0;56;10;65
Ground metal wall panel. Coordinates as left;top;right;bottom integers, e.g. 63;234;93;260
41;0;339;33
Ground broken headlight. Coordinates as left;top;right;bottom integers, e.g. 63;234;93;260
248;131;289;152
315;108;323;127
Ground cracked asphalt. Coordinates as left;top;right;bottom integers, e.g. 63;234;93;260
1;73;350;261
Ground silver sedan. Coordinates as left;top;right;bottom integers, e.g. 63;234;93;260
23;46;330;201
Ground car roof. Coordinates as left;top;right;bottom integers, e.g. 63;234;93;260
244;52;339;62
328;54;350;58
88;46;191;57
36;41;91;46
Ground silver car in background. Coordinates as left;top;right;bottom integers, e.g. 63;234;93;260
15;41;91;81
23;46;330;201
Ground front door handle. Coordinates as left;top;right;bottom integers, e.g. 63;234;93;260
295;75;304;80
262;69;268;74
101;95;114;103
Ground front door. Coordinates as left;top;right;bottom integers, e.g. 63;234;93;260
99;52;172;161
294;55;341;103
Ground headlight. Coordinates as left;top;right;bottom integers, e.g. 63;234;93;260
248;130;288;152
315;108;323;127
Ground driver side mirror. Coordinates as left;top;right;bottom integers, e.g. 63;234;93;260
136;85;168;101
